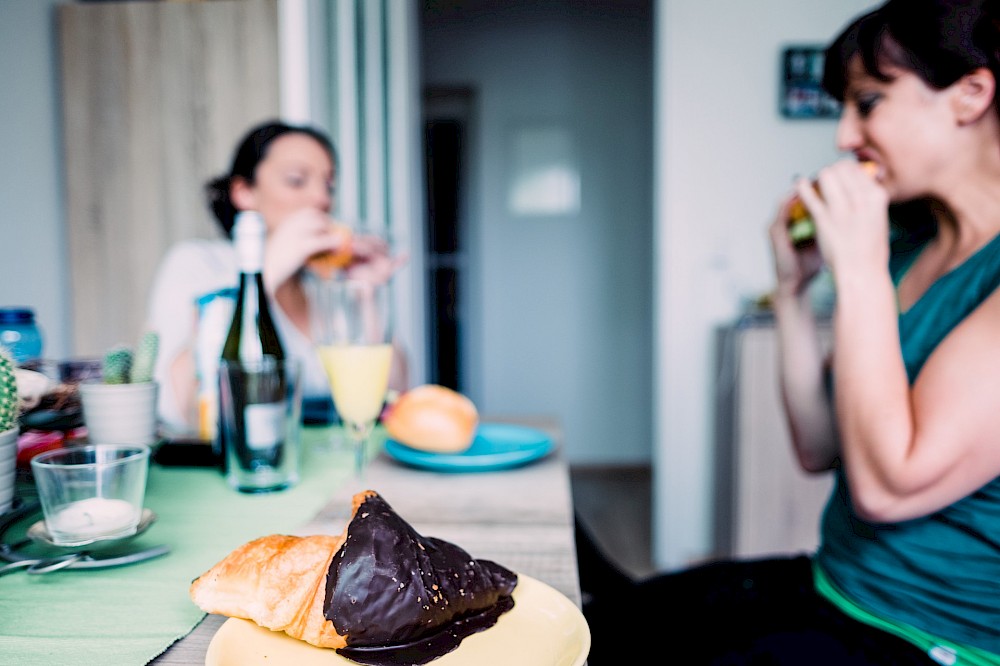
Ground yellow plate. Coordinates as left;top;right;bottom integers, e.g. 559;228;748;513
205;574;590;666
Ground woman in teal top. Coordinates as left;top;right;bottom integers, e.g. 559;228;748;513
580;0;1000;663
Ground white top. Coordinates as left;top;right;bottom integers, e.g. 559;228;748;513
146;239;330;432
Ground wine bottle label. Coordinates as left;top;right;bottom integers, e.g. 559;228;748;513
243;402;284;450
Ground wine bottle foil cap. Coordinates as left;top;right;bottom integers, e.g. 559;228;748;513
233;211;266;237
233;211;266;272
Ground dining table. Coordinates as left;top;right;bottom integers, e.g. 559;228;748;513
0;415;584;666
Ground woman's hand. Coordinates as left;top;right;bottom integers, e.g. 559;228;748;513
262;208;350;296
768;194;824;299
343;229;409;285
797;159;890;277
263;208;408;294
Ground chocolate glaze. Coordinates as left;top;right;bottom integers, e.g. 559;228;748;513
337;596;515;666
324;493;518;665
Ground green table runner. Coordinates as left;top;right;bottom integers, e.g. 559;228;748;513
0;427;355;666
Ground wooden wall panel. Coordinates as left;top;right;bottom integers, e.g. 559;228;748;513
58;0;279;355
733;325;833;557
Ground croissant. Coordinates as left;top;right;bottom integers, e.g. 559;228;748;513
189;532;348;649
190;490;518;664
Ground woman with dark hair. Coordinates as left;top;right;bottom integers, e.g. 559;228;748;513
582;1;1000;663
147;120;406;432
203;122;338;237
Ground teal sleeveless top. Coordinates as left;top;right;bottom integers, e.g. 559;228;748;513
815;230;1000;655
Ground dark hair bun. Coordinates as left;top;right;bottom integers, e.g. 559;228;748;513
205;175;236;236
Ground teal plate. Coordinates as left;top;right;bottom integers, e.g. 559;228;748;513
384;423;554;472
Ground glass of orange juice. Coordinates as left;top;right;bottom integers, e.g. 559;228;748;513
306;273;393;479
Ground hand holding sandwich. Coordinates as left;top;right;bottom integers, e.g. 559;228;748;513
263;207;348;296
794;159;889;276
264;207;407;296
770;159;888;297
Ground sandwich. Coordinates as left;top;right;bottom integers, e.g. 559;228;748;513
306;222;354;278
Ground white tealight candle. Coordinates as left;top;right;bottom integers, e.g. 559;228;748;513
46;497;139;545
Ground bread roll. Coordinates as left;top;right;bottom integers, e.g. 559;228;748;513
383;384;479;453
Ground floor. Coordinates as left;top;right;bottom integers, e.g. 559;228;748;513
569;464;656;579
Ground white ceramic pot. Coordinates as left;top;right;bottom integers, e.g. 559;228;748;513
0;426;18;514
79;382;159;446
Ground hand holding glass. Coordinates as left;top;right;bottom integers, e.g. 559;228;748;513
307;274;393;478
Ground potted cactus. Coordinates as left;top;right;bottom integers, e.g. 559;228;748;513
0;346;20;513
100;330;158;385
79;331;160;445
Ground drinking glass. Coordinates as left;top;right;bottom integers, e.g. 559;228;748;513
218;357;302;493
306;274;393;478
31;444;150;546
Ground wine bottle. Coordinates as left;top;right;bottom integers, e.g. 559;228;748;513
218;211;286;473
222;211;284;363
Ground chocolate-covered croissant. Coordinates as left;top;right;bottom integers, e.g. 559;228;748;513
190;490;518;665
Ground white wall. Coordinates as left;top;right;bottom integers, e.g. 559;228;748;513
0;0;71;360
654;0;880;568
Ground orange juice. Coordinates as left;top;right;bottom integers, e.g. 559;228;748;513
317;344;392;425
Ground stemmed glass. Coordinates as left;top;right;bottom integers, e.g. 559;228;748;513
306;273;393;479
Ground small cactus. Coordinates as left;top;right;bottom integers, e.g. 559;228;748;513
0;347;19;432
102;345;133;384
131;331;158;384
101;331;159;384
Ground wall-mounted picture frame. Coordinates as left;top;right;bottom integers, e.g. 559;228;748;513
505;122;581;217
780;46;841;119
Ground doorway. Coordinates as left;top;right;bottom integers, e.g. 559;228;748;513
418;0;654;468
422;86;476;393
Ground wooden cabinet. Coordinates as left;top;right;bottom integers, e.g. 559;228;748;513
713;318;834;558
58;0;280;355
